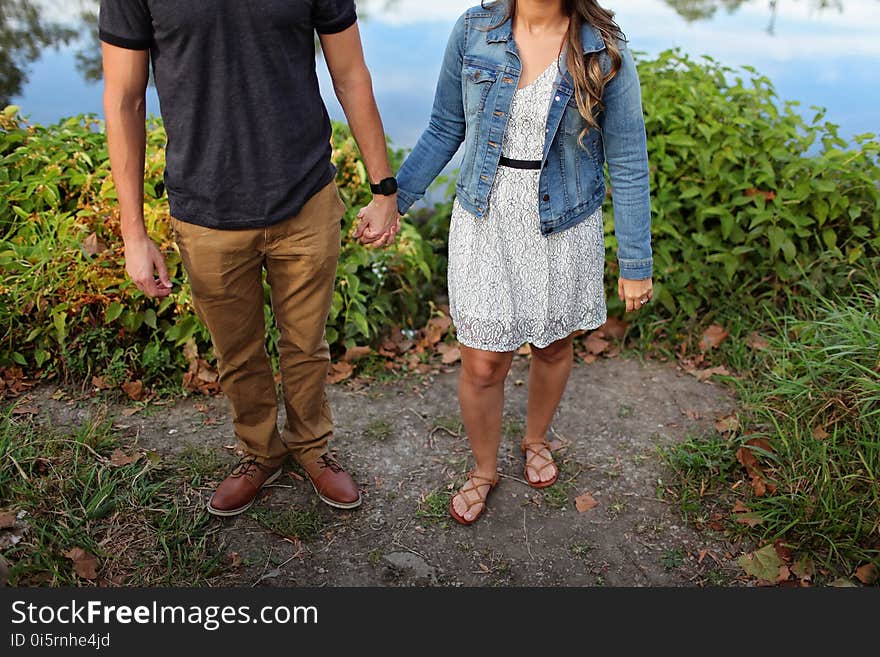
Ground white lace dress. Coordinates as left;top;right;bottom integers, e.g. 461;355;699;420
448;62;607;352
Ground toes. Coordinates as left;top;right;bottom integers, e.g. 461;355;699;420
464;502;483;522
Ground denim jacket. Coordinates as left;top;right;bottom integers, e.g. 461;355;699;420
396;4;653;280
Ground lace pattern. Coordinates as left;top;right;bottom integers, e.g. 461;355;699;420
448;61;607;352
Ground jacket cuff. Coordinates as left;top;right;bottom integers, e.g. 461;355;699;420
397;188;420;216
618;258;653;280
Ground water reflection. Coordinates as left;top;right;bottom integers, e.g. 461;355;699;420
0;0;399;104
1;0;874;112
0;0;76;105
664;0;848;34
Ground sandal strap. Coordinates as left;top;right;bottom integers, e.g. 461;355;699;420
521;439;552;454
455;472;498;511
521;441;558;476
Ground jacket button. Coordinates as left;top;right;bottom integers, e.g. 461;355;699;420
543;194;550;202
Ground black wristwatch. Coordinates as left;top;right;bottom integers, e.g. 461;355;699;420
370;176;398;196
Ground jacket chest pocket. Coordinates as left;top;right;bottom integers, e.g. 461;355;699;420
462;63;500;118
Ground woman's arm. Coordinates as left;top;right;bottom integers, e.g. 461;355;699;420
396;14;468;215
601;43;653;284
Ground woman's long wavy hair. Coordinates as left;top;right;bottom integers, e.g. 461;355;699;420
482;0;623;135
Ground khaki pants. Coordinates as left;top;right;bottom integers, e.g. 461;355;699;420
172;181;345;467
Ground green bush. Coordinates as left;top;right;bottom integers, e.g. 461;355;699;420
621;50;879;327
0;109;441;387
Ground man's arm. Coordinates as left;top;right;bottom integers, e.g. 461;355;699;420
102;42;172;298
320;24;398;247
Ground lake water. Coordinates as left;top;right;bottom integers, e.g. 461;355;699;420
8;0;880;148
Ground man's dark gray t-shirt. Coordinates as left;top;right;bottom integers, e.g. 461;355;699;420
99;0;357;229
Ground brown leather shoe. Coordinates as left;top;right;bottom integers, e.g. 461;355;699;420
303;454;362;509
207;456;282;517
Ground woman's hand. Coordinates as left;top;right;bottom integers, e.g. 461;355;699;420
354;196;401;248
618;277;654;313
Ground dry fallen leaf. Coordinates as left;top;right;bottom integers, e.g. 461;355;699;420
109;449;140;468
437;343;461;365
776;565;792;583
700;324;730;351
342;346;371;363
791;555;815;580
196;360;218;383
700;366;731;382
11;405;38;416
121;380;146;402
423;315;452;347
82;232;108;257
229;552;242;568
575;492;598;513
732;500;764;527
715;414;739;433
64;547;98;580
736;446;761;478
746;332;769;351
854;563;879;585
812;425;830;440
773;541;794;563
92;376;111;390
327;361;354;384
584;333;610;355
596;317;628;341
750;476;767;497
0;511;15;529
582;353;598;365
682;408;702;420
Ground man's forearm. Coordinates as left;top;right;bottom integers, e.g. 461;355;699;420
335;73;393;185
104;92;148;243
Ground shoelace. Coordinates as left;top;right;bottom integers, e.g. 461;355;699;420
318;454;342;474
230;456;275;479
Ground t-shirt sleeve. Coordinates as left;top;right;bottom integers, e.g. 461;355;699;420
99;0;153;50
312;0;358;35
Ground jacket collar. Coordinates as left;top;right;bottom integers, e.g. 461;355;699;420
485;14;606;54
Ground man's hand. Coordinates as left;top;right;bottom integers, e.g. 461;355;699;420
355;195;401;248
125;234;173;298
618;277;654;313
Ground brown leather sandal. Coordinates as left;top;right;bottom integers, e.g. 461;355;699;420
521;439;559;489
448;471;499;526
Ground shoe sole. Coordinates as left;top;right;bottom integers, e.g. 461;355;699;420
308;477;362;510
206;467;283;517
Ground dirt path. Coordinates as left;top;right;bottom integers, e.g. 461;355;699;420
27;356;743;587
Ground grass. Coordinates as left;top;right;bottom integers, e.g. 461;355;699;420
417;489;452;528
0;409;224;586
362;418;393;442
247;506;326;542
661;548;686;571
663;278;880;580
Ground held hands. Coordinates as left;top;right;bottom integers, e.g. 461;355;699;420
124;234;173;298
354;195;401;248
618;277;654;313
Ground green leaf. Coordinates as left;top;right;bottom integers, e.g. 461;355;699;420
822;228;837;250
143;308;157;329
105;301;124;324
352;312;370;338
767;226;785;255
738;544;783;583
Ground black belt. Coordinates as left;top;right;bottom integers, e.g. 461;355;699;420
499;156;542;170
